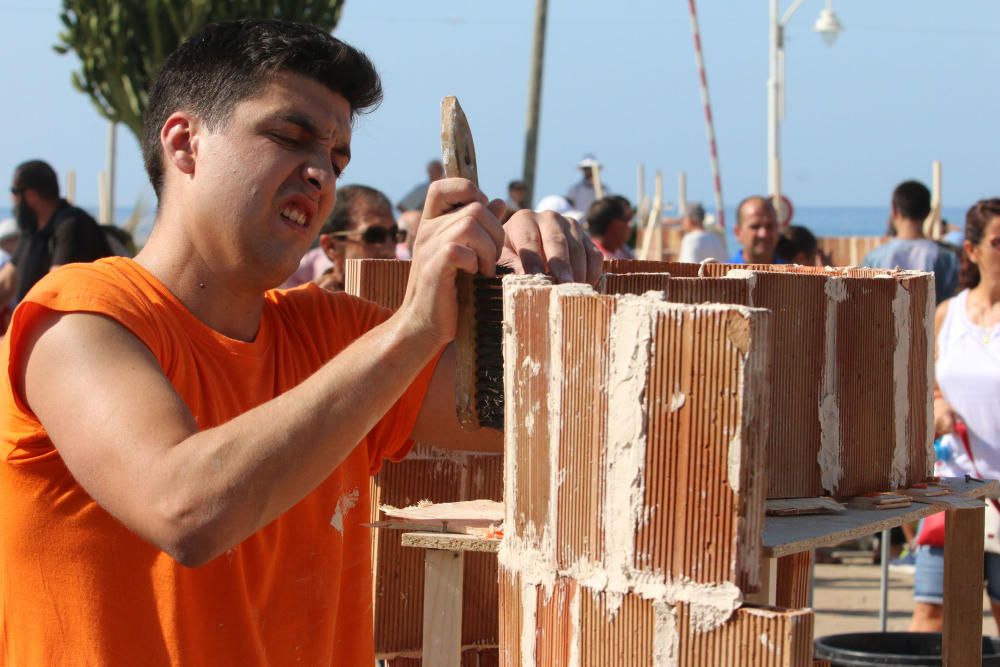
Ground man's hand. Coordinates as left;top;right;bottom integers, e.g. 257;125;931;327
934;397;956;437
398;179;602;347
500;208;603;286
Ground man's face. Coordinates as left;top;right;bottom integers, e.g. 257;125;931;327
181;71;352;289
336;199;399;263
9;185;37;233
735;199;778;263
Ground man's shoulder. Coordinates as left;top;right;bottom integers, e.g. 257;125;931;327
269;284;392;338
52;202;100;229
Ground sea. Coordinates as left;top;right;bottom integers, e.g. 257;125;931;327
0;205;972;248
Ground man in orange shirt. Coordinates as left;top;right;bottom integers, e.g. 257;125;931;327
0;19;601;666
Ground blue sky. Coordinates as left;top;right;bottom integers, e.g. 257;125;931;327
2;1;999;217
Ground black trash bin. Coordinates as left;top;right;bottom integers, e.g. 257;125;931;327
814;633;1000;666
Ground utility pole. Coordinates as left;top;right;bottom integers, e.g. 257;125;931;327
521;0;548;207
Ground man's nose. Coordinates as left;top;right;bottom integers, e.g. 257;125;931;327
302;159;334;194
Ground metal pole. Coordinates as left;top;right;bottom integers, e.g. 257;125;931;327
687;0;725;229
107;121;117;226
879;528;890;632
521;0;549;208
768;0;780;207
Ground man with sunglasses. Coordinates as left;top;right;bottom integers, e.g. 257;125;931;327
314;184;404;291
1;160;112;305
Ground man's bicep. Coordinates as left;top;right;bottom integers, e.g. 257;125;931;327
411;343;503;453
19;310;198;536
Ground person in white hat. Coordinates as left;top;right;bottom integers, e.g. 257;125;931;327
564;154;611;218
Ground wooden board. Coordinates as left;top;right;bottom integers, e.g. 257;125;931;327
763;477;997;557
403;532;501;554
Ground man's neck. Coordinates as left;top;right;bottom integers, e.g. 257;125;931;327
894;218;925;240
135;220;266;343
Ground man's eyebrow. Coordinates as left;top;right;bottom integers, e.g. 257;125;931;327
274;112;329;139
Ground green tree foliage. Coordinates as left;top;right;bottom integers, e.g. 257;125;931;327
55;1;346;141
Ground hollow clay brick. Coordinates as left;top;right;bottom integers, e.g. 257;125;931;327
347;259;501;660
500;279;779;663
595;262;935;498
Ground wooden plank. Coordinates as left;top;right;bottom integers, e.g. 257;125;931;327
943;505;985;667
764;477;997;557
423;549;466;667
403;532;501;554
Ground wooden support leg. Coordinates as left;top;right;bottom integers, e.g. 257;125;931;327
745;555;777;605
943;505;985;667
422;549;465;667
775;551;813;609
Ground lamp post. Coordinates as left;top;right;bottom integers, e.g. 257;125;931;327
768;0;842;225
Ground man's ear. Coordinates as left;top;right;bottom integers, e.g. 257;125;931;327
161;112;199;177
319;233;338;260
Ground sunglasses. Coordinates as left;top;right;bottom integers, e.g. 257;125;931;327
328;225;407;245
9;187;24;195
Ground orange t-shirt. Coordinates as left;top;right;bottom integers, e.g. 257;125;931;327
0;258;437;666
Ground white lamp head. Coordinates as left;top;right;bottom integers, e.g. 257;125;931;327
814;7;843;47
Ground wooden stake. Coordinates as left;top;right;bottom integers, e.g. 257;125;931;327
924;160;942;239
98;171;108;225
678;170;688;217
593;163;604;201
65;169;76;204
636;163;645;210
639;170;664;260
441;96;482;431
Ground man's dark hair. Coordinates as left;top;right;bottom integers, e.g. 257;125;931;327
892;180;931;222
321;185;393;235
586;197;627;237
735;195;773;227
776;225;818;262
13;160;60;201
142;19;383;198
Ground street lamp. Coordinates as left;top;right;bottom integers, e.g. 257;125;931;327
768;0;843;224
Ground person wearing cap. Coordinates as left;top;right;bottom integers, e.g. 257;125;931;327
678;203;726;263
565;154;611;217
2;160;113;305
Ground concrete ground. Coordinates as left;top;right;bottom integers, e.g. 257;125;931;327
812;550;998;638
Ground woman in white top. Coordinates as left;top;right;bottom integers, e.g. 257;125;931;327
911;198;1000;632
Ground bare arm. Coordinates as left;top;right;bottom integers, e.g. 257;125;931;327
0;262;16;305
18;178;507;568
933;298;954;435
20;307;441;568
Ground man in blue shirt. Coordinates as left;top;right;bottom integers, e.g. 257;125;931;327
861;180;958;303
729;195;785;264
